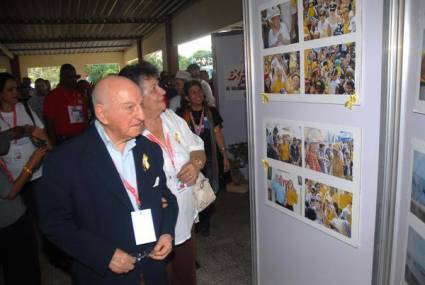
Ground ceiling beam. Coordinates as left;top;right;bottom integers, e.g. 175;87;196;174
10;45;131;52
0;17;166;25
0;43;14;59
1;36;141;44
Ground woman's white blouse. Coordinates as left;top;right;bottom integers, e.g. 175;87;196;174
143;109;204;245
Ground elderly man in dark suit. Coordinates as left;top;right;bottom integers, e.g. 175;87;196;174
37;76;178;285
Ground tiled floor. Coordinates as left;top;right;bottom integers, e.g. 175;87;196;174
1;190;252;285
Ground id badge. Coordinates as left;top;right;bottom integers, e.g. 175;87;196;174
131;209;157;245
67;106;84;123
12;147;23;162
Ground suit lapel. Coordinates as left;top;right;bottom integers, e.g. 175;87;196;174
84;127;134;211
133;138;155;208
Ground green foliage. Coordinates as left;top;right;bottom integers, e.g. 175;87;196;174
178;55;190;71
27;66;60;88
144;52;163;72
84;63;119;84
191;50;213;67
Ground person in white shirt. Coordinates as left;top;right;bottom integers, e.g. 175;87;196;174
268;6;291;47
120;62;206;285
169;70;191;112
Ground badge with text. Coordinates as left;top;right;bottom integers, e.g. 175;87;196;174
131;209;157;245
67;105;84;123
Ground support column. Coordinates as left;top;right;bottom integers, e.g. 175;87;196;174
137;38;143;62
9;56;21;81
165;18;179;74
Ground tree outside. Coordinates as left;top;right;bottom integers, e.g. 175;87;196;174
144;50;163;72
178;50;213;76
84;63;120;84
27;66;60;88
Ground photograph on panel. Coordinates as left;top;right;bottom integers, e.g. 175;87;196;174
303;0;356;41
304;178;352;238
304;42;356;95
264;51;301;94
304;126;354;181
266;166;302;214
411;149;425;223
405;226;425;285
419;31;425;101
266;122;302;166
261;0;299;49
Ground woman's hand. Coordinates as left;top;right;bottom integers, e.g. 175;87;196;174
27;147;48;170
177;162;199;186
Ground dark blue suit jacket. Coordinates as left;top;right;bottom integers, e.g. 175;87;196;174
38;126;178;284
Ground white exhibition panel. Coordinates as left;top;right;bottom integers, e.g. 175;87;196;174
390;0;425;284
213;32;248;147
245;0;384;284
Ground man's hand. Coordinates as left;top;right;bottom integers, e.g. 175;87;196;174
149;234;173;260
177;162;199;186
108;248;136;274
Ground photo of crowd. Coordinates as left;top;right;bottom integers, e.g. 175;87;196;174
304;42;356;95
304;178;352;238
261;0;299;49
405;226;425;285
303;0;356;41
266;122;302;166
264;52;301;94
411;150;425;224
267;167;302;214
304;127;354;181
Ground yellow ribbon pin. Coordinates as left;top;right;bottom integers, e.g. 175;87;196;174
142;154;150;171
261;93;270;104
344;94;358;110
262;159;270;172
174;132;181;144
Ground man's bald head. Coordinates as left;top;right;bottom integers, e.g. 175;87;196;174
93;76;145;143
92;76;141;108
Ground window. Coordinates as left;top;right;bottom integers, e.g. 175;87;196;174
27;66;60;88
178;35;213;74
84;63;120;84
144;50;163;72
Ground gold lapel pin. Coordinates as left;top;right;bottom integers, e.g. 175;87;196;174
142;153;150;171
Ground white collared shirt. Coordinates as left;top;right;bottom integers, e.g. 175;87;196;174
95;120;139;211
143;109;204;245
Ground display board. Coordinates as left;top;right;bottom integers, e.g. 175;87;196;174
388;0;425;284
244;0;384;284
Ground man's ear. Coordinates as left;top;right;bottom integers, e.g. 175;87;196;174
94;104;108;125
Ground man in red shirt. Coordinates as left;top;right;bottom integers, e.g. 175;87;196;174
43;64;89;145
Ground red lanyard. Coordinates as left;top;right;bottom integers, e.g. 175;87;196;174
0;106;17;143
114;163;141;209
190;110;204;136
146;133;176;170
0;159;14;182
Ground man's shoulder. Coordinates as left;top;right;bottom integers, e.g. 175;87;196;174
48;127;97;159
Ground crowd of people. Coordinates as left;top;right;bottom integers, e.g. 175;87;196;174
266;125;302;167
305;139;353;180
303;0;356;41
0;61;230;285
304;179;352;238
304;42;356;95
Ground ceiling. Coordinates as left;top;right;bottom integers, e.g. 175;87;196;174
0;0;194;56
